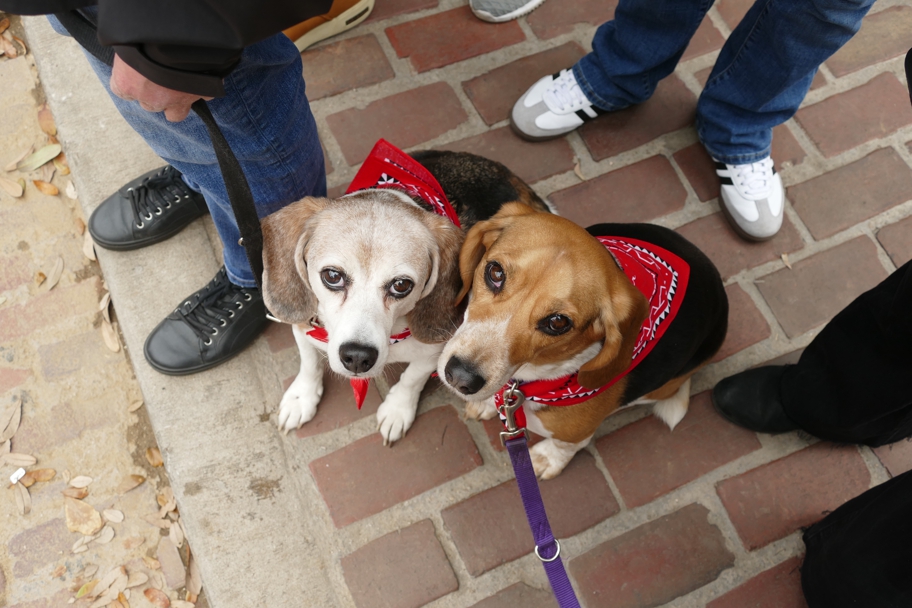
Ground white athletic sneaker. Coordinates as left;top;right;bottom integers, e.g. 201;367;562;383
511;68;606;141
714;157;784;241
469;0;549;22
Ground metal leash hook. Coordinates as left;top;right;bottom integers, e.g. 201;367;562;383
499;381;526;446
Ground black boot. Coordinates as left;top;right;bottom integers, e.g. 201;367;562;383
144;268;268;375
88;165;209;251
711;366;800;434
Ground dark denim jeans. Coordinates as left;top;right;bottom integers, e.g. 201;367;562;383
573;0;876;163
50;14;326;287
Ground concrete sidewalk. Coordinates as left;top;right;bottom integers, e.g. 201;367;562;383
11;0;912;606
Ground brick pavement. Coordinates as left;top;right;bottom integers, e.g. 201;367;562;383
13;0;912;606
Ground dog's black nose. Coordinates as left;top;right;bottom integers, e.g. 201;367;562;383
339;342;379;374
444;356;486;395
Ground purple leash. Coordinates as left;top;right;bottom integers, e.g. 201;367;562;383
499;384;582;608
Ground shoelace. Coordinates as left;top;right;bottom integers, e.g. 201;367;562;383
130;166;194;229
178;269;255;346
731;158;775;198
543;69;588;112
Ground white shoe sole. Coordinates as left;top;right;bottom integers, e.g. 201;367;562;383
472;0;549;23
291;0;375;52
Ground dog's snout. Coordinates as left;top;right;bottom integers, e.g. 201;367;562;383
444;356;486;395
339;342;379;374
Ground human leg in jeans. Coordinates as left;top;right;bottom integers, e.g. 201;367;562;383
511;0;874;240
60;20;327;374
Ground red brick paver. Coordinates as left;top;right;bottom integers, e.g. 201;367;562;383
341;519;458;608
677;212;805;280
795;73;912;158
570;503;735;608
302;35;394;101
462;43;587;126
290;371;383;439
755;236;888;338
706;557;808;608
716;443;870;550
682;18;725;61
527;0;618;40
580;76;697;161
310;405;482;527
326;82;468;166
386;7;525;73
713;284;771;361
470;583;558;608
788;147;912;240
442;451;618;575
550;155;687;226
597;392;761;508
826;6;912;78
873;440;912;478
440;127;576;185
876;214;912;268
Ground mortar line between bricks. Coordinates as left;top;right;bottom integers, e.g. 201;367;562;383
584;442;629;513
857;444;893;487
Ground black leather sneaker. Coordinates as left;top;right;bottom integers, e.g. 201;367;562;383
88;165;209;251
144;268;269;375
711;365;801;434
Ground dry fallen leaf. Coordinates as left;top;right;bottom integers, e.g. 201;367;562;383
143;556;161;570
75;579;99;599
0;17;9;35
103;508;124;523
144;588;171;608
0;33;18;59
69;475;93;488
35;271;47;286
573;160;585;181
29;468;56;482
62;486;88;499
93;566;126;599
781;253;792;269
83;231;96;261
4;145;33;172
99;291;111;320
101;320;121;352
64;497;104;535
116;474;145;494
0;174;23;198
17;144;62;173
168;517;183;547
45;256;64;290
66;180;78;200
3;453;37;467
11;34;27;55
19;472;36;488
37;103;57;136
144;514;171;530
125;571;148;588
0;393;22;442
75;217;86;235
145;447;163;468
157;536;186;590
14;480;31;514
128;399;143;413
38;162;55;184
83;564;99;579
187;553;202;596
52;564;67;578
171;601;195;608
33;180;59;196
95;525;115;544
122;535;144;550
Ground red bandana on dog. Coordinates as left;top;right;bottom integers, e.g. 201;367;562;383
495;237;690;431
310;139;459;409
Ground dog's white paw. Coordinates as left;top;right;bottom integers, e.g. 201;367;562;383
465;398;497;420
377;392;418;446
277;378;323;433
529;437;589;480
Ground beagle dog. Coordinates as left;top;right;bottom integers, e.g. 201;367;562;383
260;143;551;444
438;203;728;478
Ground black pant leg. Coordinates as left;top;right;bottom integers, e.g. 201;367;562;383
779;260;912;446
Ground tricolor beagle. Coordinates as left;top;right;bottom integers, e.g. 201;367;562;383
260;142;551;444
439;203;728;478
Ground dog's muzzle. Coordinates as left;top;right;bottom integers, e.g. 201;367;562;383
444;356;486;395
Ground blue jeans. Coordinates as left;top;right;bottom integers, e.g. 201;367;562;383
574;0;875;164
49;15;326;288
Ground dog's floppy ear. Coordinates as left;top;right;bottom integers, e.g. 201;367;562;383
577;271;649;389
408;215;465;343
455;202;537;304
261;197;329;324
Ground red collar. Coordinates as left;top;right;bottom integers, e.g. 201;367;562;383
323;140;459;409
496;237;690;431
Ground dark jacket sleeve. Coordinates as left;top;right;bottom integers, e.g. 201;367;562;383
0;0;332;96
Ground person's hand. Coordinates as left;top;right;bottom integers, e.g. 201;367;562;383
110;54;212;122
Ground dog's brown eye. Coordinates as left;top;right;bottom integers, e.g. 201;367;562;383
485;261;505;293
389;278;414;298
538;314;572;336
321;268;346;290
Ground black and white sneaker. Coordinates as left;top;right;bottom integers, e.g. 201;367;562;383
714;157;784;241
143;268;268;375
88;165;209;251
511;68;607;141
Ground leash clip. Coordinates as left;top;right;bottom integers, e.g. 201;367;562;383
499;381;526;445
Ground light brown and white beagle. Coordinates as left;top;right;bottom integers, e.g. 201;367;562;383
260;143;551;444
438;203;728;478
